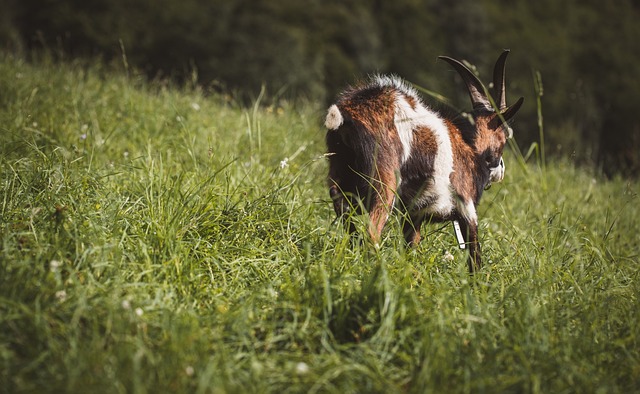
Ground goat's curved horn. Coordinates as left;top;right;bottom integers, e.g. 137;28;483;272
492;50;510;110
439;56;491;111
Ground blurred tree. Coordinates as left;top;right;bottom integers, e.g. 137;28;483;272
315;0;385;100
373;0;445;92
569;0;640;175
483;0;578;156
3;0;640;174
202;0;323;99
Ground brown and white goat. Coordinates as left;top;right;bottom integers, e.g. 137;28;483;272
325;50;524;272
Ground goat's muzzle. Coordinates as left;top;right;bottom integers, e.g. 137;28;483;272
486;157;505;189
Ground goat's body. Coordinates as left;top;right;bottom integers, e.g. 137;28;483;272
326;76;487;269
326;52;524;272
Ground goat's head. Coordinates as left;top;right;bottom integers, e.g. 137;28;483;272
440;50;524;187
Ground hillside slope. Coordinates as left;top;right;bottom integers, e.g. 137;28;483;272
1;54;638;392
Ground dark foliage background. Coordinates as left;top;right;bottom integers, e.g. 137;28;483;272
3;0;639;175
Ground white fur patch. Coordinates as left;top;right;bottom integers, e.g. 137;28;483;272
489;157;505;183
370;75;455;216
420;107;455;216
394;96;417;163
371;75;419;101
325;104;343;130
457;199;478;226
394;102;454;216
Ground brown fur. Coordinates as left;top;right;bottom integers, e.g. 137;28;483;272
326;52;524;272
447;121;477;204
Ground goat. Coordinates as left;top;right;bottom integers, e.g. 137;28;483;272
324;50;524;272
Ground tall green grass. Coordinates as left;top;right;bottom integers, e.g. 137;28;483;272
1;53;638;393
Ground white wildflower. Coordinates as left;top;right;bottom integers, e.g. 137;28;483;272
50;260;62;272
135;307;144;317
280;158;289;169
295;362;310;375
190;102;201;111
443;250;455;262
121;300;131;310
185;366;195;376
55;290;67;302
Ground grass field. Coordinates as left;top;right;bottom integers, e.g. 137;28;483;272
1;53;639;393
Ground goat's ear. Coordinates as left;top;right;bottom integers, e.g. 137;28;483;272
489;97;524;132
439;56;492;111
502;96;524;121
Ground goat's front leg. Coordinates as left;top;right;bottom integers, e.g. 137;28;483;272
329;182;358;235
456;217;482;272
329;182;350;217
455;199;483;272
403;211;426;246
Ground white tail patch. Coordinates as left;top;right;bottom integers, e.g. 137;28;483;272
325;105;343;130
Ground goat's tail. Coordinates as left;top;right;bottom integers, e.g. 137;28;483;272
325;104;344;130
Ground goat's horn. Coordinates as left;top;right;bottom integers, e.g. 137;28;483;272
439;56;491;111
492;50;510;110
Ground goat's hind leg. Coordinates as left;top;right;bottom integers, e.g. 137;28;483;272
402;210;426;246
366;169;398;245
329;181;358;234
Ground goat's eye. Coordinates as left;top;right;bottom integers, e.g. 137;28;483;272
486;156;500;168
483;150;501;168
485;156;495;167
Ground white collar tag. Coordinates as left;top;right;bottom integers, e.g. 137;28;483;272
452;220;466;249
